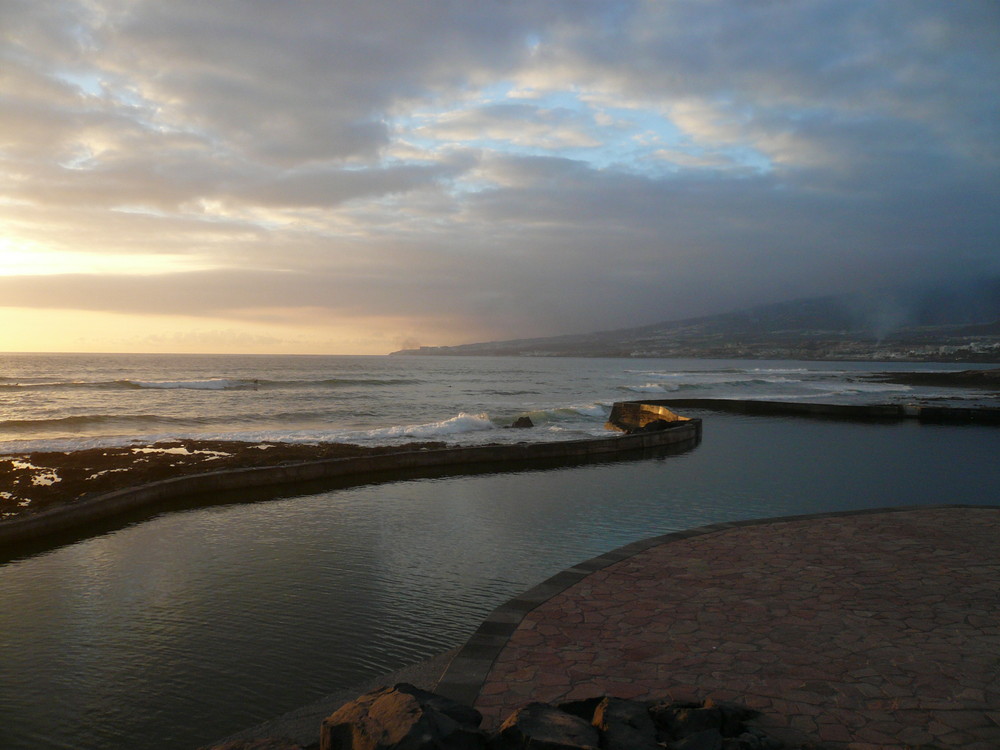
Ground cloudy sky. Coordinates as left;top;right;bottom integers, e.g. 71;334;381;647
2;0;998;354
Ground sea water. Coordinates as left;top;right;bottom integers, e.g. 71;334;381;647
2;352;995;453
0;354;998;750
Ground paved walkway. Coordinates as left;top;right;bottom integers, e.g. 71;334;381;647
437;506;1000;749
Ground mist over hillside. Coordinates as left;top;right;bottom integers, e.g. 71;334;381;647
393;279;1000;362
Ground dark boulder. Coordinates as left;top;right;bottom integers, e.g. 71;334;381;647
703;699;759;737
650;703;722;739
315;687;788;750
648;700;772;749
670;728;723;750
208;741;305;750
320;683;485;750
591;697;659;750
509;416;534;429
491;702;600;750
556;697;605;723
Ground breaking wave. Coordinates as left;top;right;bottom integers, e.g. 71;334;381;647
0;414;213;434
0;377;422;392
358;413;496;440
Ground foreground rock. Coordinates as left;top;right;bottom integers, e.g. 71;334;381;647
494;702;599;749
211;740;306;750
320;683;485;750
307;684;806;750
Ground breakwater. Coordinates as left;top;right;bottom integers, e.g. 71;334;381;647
608;398;1000;426
0;419;701;548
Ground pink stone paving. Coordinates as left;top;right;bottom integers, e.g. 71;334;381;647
474;507;1000;749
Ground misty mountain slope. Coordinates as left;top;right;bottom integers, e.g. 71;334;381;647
393;279;1000;362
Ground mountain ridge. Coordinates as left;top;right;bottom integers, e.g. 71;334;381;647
392;279;1000;363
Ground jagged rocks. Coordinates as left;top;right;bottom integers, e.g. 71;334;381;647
492;702;599;749
210;741;306;750
591;697;660;750
649;699;778;750
320;686;799;750
319;683;485;750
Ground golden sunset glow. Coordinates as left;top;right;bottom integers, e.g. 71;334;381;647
0;307;435;355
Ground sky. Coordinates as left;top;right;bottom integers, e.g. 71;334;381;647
2;0;998;354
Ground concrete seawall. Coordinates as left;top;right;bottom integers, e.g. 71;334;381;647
0;420;701;548
608;398;1000;426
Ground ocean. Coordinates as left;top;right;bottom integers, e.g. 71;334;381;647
1;353;998;750
2;352;994;454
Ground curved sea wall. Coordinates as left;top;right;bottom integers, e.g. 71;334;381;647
0;418;701;547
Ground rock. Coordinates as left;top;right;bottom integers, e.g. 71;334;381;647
320;683;485;750
556;697;605;723
591;697;659;750
317;688;786;750
670;728;723;750
703;699;759;737
491;702;600;750
650;703;723;739
509;416;534;429
208;741;305;750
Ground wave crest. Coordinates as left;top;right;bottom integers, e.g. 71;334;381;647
364;412;496;440
1;377;422;392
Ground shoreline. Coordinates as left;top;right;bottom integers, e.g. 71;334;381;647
1;438;450;522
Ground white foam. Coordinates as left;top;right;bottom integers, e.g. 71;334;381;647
624;371;687;381
846;383;914;393
361;412;496;440
131;446;232;457
31;471;61;486
129;379;244;390
9;459;41;471
623;383;679;393
570;403;609;418
86;468;130;480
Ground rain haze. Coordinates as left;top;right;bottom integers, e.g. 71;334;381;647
2;0;998;353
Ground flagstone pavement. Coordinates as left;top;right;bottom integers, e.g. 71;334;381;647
437;505;1000;749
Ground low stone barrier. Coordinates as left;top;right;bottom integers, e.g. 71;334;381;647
0;420;700;547
607;398;1000;427
605;401;696;432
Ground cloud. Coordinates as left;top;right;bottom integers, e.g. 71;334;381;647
1;0;998;352
415;103;603;150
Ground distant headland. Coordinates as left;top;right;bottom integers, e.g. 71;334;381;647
393;281;1000;362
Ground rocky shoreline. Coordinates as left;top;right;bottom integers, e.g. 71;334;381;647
209;682;808;750
0;439;447;522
